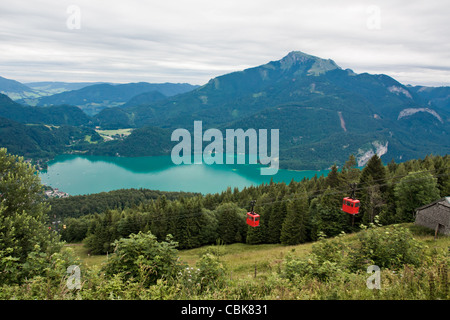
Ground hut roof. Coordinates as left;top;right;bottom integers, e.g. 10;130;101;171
415;197;450;212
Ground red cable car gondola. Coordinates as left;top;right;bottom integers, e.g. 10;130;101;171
342;197;360;215
246;200;260;227
342;183;360;215
247;212;260;227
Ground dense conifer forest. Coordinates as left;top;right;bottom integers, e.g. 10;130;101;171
53;153;449;252
0;148;448;301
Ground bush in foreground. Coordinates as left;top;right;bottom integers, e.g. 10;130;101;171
103;231;183;287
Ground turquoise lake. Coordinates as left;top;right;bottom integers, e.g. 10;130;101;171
39;154;330;195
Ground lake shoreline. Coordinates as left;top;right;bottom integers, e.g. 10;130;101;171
39;154;331;196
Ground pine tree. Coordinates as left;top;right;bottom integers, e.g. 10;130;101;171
246;204;265;244
387;158;397;174
360;154;386;191
216;202;246;244
280;187;309;245
198;208;219;245
326;164;340;188
267;196;288;243
169;197;206;249
84;209;121;254
341;154;360;184
358;154;387;224
309;187;349;239
362;176;386;224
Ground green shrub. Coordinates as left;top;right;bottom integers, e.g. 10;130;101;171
103;231;183;287
177;253;227;296
281;222;427;287
281;252;343;282
198;240;227;257
0;148;67;285
196;253;227;291
349;223;425;270
311;232;347;265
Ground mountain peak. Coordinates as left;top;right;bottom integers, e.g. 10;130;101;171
285;50;317;59
279;51;340;75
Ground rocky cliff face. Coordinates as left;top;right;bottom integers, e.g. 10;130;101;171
356;141;389;167
398;108;443;123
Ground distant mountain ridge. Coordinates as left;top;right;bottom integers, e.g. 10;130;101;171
35;82;199;115
0;115;101;160
25;81;108;93
408;85;450;110
0;76;199;115
0;51;448;169
0;76;40;101
113;51;431;128
93;51;449;168
0;94;91;126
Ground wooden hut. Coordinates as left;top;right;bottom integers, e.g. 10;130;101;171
414;197;450;236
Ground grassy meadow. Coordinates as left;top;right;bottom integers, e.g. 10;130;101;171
63;223;449;300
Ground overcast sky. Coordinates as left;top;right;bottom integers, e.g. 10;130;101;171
1;0;449;86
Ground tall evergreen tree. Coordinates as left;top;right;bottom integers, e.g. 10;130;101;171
280;186;309;245
84;209;121;254
359;155;386;191
169;196;206;249
326;164;340;189
309;187;348;239
341;154;360;184
358;154;387;224
362;176;386;224
246;195;270;245
216;202;246;244
267;196;288;243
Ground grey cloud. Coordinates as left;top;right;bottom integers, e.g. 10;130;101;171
0;0;448;86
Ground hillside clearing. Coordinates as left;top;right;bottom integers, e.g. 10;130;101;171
66;223;449;281
96;128;133;141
